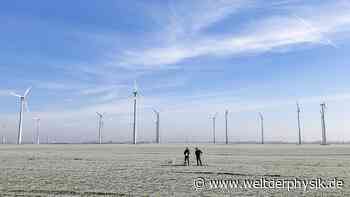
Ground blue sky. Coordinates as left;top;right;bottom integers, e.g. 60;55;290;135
1;0;350;143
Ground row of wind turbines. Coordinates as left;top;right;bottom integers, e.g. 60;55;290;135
209;102;328;145
6;82;159;145
7;83;328;145
75;82;160;145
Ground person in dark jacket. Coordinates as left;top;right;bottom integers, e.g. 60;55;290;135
184;147;190;166
195;147;203;166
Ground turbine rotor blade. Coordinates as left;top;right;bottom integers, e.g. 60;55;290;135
96;112;105;117
24;87;32;98
259;112;263;119
10;92;21;97
24;100;30;112
133;80;138;92
152;108;158;114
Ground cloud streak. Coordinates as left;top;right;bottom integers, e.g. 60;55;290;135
119;1;350;68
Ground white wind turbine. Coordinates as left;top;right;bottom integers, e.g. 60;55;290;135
33;117;40;144
210;112;218;144
1;124;6;144
132;80;138;144
96;112;105;144
320;102;327;145
225;110;229;144
296;102;302;145
259;112;264;144
152;109;160;144
11;87;32;144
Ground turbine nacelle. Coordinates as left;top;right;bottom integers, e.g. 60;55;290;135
96;112;105;118
10;87;31;98
210;112;218;119
11;87;32;112
152;108;159;115
296;101;301;113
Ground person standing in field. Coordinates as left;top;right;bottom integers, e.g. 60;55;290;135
184;147;190;166
195;147;203;166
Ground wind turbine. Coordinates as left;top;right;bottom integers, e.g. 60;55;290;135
210;113;218;144
10;87;32;144
1;124;6;144
153;109;160;144
225;110;229;144
296;102;302;145
33;117;40;144
132;81;138;144
320;102;327;145
258;112;264;144
96;112;105;144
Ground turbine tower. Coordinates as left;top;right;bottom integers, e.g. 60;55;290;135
1;124;6;144
211;113;218;144
132;81;138;144
259;112;264;144
33;117;40;144
296;102;302;145
10;87;32;144
153;109;160;144
225;110;229;144
320;102;327;145
96;112;104;144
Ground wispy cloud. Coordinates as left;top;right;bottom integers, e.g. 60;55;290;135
119;1;350;67
34;81;84;91
165;0;253;40
79;85;125;96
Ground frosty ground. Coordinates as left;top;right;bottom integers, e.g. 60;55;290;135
0;144;349;196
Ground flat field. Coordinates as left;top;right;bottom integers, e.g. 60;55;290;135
0;144;349;196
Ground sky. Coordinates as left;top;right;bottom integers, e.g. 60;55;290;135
1;0;350;143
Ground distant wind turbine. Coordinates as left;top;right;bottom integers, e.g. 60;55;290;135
320;102;327;145
132;81;138;144
296;102;302;145
10;87;32;144
96;112;105;144
33;117;40;144
153;109;160;144
259;112;264;144
225;110;229;144
1;124;6;144
210;113;218;144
